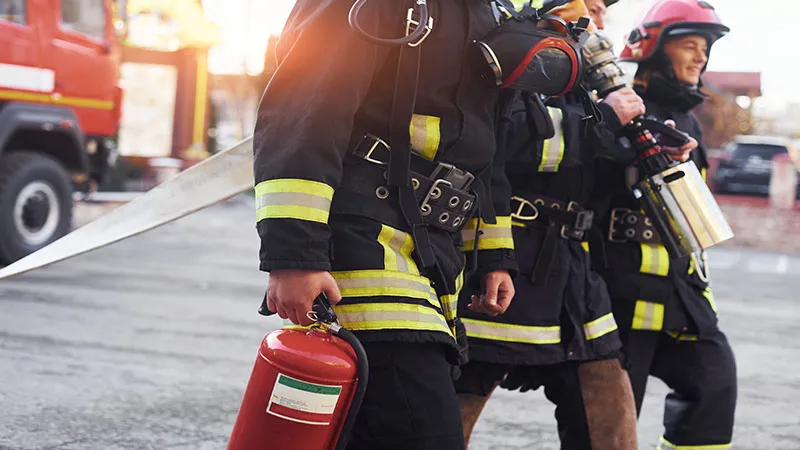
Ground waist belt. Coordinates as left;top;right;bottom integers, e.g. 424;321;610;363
510;194;594;241
608;208;662;244
348;134;478;234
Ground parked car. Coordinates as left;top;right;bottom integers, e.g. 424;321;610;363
714;135;800;196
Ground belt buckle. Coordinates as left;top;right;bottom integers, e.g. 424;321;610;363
406;7;434;48
430;162;474;191
561;201;592;240
608;208;630;244
420;178;453;217
510;196;539;221
360;135;389;166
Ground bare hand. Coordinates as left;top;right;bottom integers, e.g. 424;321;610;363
602;88;646;125
266;270;343;325
468;270;515;316
662;119;698;162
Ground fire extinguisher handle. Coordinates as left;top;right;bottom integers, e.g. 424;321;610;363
312;294;339;324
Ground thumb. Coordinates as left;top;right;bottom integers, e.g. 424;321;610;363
322;273;343;305
665;119;676;128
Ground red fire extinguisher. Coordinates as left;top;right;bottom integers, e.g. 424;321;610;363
227;295;369;450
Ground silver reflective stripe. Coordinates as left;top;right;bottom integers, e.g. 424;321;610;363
336;276;434;295
336;308;450;333
538;108;564;172
584;313;617;340
463;318;561;344
256;192;331;211
641;302;657;330
461;225;513;242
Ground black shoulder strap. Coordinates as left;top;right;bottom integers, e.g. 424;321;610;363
387;4;436;271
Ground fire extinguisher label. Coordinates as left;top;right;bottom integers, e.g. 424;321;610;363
266;373;343;426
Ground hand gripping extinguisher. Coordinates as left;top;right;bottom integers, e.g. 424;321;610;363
227;295;368;450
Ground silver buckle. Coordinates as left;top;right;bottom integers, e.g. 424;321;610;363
510;196;539;221
420;179;452;216
406;7;434;48
561;201;580;240
608;208;630;244
363;137;388;166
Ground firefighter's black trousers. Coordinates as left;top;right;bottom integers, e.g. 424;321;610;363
346;341;465;450
623;329;737;448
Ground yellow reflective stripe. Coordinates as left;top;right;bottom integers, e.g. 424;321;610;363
0;89;115;110
409;114;441;161
658;436;731;450
584;313;618;340
538;107;565;172
334;303;452;335
439;270;465;323
631;300;664;331
581;241;590;253
255;179;334;224
462;318;561;344
461;216;514;251
377;225;420;275
665;331;699;341
332;270;439;308
640;243;670;276
701;168;708;181
703;287;718;313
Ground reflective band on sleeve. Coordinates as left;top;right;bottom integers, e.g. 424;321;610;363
631;300;664;331
332;270;439;309
581;242;590;253
584;313;618;340
255;179;334;224
538;107;565;172
640;243;670;277
703;287;718;313
409;114;441;161
439;270;464;323
334;303;452;335
377;225;420;275
461;216;514;251
462;318;561;344
657;436;731;450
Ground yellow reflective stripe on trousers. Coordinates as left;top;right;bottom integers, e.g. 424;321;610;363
255;179;334;224
331;270;439;309
584;313;618;340
409;114;441;161
377;225;420;275
462;318;561;344
703;287;718;313
439;270;465;323
334;303;452;335
658;436;731;450
461;216;514;251
640;243;670;276
538;107;565;172
631;300;665;331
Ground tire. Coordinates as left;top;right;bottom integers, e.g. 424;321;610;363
0;151;73;264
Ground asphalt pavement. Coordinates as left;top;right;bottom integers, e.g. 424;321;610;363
1;198;798;449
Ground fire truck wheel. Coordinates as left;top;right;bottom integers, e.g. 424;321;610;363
0;151;73;265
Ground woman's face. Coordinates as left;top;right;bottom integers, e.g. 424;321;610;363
662;35;709;85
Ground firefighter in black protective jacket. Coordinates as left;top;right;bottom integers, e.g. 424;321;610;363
589;1;738;449
453;1;641;449
253;0;520;448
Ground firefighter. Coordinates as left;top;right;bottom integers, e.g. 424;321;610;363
453;1;642;449
253;1;520;448
590;1;738;448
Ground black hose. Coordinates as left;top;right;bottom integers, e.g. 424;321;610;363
348;0;430;46
332;326;369;450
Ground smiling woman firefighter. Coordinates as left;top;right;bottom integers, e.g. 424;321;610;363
453;1;646;449
237;0;599;448
588;1;738;449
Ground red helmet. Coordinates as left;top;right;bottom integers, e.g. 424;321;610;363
619;0;729;63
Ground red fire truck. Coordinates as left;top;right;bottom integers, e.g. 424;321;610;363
0;0;122;264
